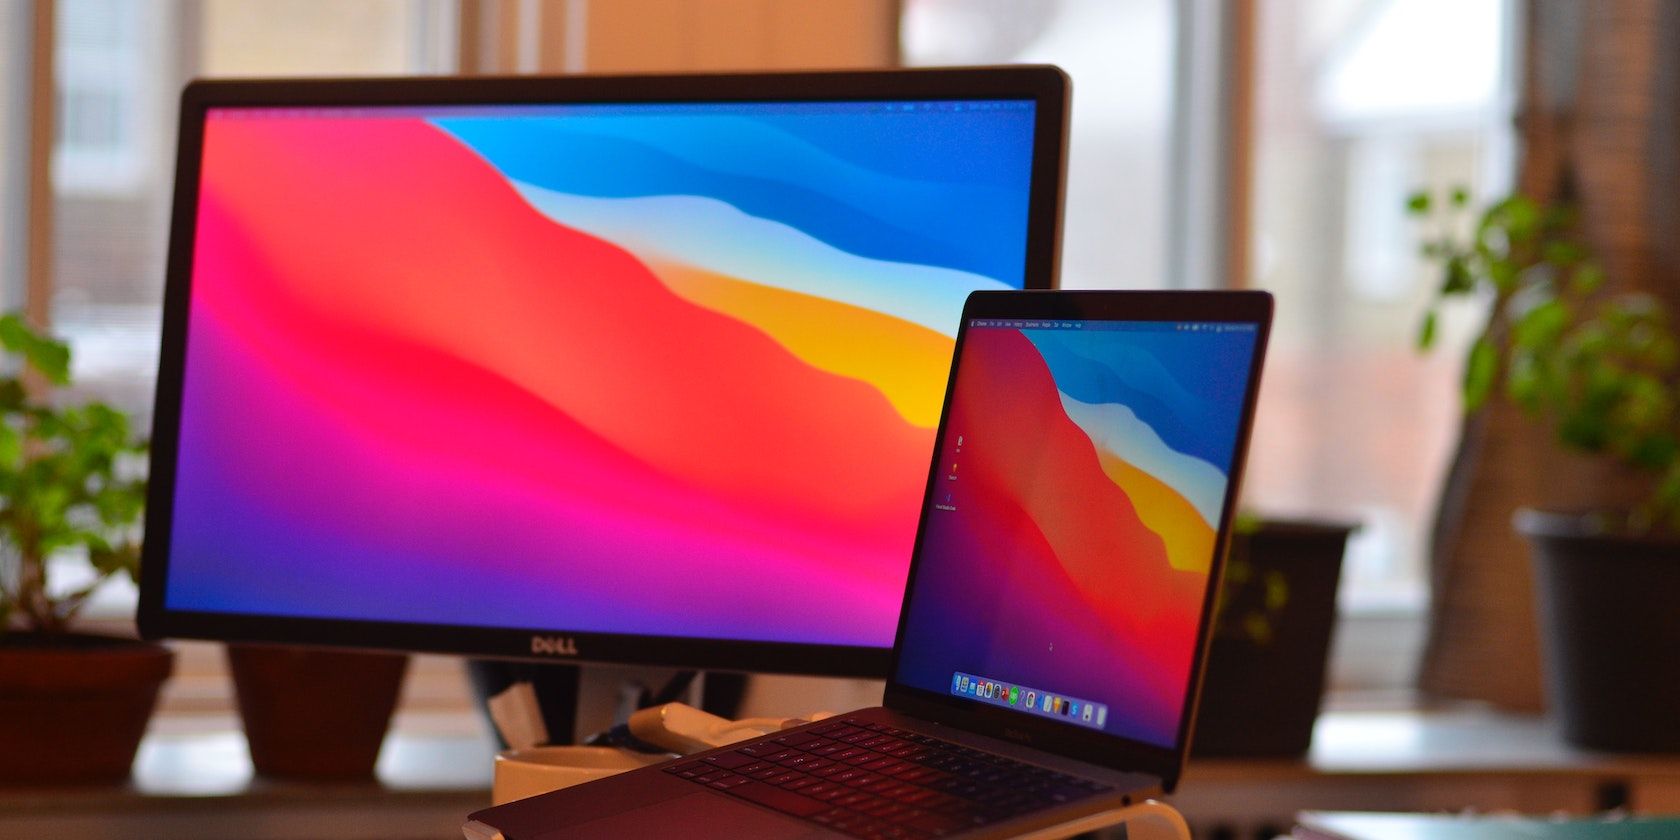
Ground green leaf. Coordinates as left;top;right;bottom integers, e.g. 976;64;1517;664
1506;353;1544;410
1464;338;1498;411
1417;309;1439;350
1486;258;1517;292
0;314;71;385
1232;511;1263;534
1512;300;1571;350
1449;186;1470;207
1618;374;1669;428
0;379;24;410
1559;410;1608;452
1406;191;1432;215
1544;240;1586;267
1263;570;1289;611
88;542;141;582
1628;434;1678;471
0;423;19;470
1444;257;1476;294
1499;196;1543;245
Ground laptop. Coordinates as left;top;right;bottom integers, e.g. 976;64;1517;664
464;289;1273;839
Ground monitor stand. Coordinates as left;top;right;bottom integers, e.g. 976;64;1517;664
466;660;746;746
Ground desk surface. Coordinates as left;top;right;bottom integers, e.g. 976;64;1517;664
6;709;1680;840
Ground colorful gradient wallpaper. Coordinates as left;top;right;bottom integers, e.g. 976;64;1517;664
164;101;1036;647
893;321;1259;747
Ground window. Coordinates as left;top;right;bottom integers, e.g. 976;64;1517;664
1245;0;1514;609
1243;0;1515;691
52;1;454;420
903;0;1177;291
44;0;456;618
2;3;33;312
908;0;1518;693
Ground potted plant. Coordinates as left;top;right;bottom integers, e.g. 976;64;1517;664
1412;188;1680;751
1192;515;1355;758
0;314;169;784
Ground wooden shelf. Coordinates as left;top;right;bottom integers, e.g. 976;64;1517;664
0;715;495;840
7;708;1679;839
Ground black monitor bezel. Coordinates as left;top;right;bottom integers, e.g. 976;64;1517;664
882;289;1274;790
137;66;1069;678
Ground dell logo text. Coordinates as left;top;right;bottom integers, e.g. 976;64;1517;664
531;635;579;656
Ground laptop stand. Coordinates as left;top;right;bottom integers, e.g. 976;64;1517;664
1015;799;1191;840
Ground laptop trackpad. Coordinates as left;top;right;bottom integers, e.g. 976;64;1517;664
536;792;823;840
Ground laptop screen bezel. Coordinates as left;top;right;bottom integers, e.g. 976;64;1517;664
882;289;1274;792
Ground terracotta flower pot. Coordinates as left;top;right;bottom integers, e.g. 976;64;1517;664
227;643;409;779
0;633;173;785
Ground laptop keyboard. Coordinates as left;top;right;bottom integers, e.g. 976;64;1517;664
662;717;1113;839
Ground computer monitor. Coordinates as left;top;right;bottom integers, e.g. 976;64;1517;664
137;67;1068;676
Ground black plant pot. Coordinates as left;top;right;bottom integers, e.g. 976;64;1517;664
1516;509;1680;752
1191;520;1353;758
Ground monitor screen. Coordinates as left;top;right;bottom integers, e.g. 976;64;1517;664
140;69;1068;675
890;313;1263;748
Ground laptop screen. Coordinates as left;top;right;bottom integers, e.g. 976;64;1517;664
890;315;1261;749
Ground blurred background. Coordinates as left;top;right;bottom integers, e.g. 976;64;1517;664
4;1;1677;838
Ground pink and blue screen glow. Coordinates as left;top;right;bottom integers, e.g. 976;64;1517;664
165;101;1036;647
893;321;1259;747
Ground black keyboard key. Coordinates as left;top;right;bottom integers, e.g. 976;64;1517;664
724;780;829;818
858;800;902;818
834;791;872;808
896;786;939;805
775;731;822;747
807;783;846;801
